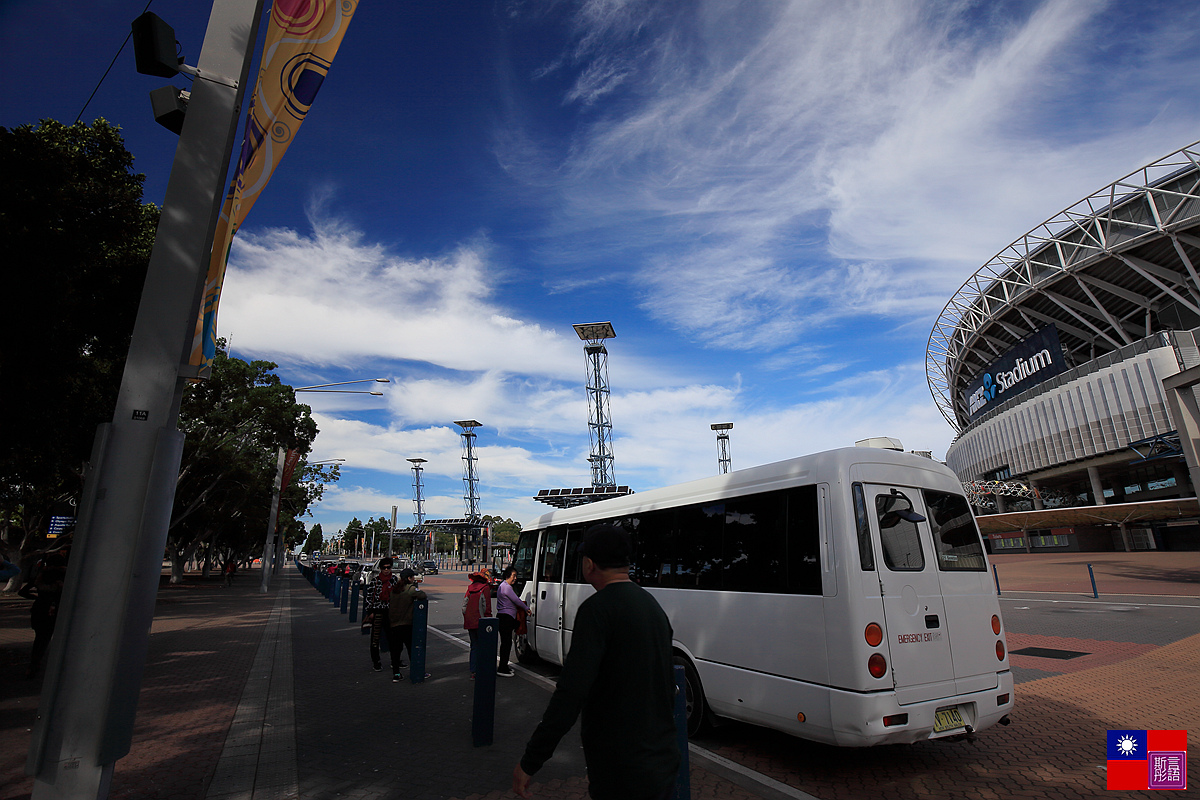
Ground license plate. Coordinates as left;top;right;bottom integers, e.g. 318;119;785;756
933;707;966;733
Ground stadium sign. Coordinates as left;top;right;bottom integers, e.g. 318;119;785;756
965;325;1067;421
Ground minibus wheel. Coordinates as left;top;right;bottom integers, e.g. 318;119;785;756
515;633;539;665
673;654;707;738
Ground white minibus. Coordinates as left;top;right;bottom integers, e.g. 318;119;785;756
511;447;1014;746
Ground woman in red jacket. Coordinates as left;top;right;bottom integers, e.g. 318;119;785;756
462;569;492;678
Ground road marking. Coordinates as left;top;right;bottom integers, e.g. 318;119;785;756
999;597;1200;610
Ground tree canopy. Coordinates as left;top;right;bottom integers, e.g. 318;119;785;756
0;119;159;561
166;344;338;579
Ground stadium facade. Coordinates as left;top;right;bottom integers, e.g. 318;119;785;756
927;141;1200;552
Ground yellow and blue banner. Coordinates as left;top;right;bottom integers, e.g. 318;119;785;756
190;0;359;369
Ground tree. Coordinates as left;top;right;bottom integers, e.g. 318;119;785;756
165;343;336;581
303;523;324;554
484;515;523;544
0;119;159;573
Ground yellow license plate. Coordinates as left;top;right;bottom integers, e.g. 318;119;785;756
933;707;966;733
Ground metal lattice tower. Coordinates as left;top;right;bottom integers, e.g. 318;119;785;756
407;457;427;526
711;423;733;474
454;421;482;520
573;322;617;488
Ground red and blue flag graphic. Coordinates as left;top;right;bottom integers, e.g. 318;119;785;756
1107;730;1187;791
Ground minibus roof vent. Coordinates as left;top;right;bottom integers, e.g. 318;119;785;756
854;437;904;451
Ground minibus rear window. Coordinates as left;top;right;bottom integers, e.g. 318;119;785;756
923;490;987;571
852;483;874;571
875;491;924;571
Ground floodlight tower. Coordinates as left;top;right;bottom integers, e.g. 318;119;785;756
573;322;617;488
408;458;427;556
454;421;482;520
711;422;733;474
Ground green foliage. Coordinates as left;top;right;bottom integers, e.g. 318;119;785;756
0;119;159;556
302;524;324;554
167;344;336;575
483;515;523;544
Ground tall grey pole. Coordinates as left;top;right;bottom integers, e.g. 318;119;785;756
26;1;265;797
261;447;286;592
389;505;397;558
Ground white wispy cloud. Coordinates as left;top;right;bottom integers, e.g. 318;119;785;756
501;0;1200;347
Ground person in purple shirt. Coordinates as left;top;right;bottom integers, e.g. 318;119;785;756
496;565;531;677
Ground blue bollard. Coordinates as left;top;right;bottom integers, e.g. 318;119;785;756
472;617;498;747
993;563;1001;596
1088;563;1099;598
340;578;349;614
672;665;691;800
411;598;428;684
349;584;360;623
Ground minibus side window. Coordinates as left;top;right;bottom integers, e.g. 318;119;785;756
672;502;723;590
538;527;567;582
564;525;588;583
723;491;789;593
513;530;539;592
785;485;822;595
625;511;671;587
852;483;875;571
923;490;987;571
875;491;925;571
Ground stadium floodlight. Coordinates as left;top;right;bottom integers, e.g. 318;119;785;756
711;423;733;474
573;322;616;342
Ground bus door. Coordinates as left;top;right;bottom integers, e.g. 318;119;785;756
559;525;596;658
532;526;568;665
863;484;956;704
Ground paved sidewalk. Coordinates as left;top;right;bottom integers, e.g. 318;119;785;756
0;552;1196;800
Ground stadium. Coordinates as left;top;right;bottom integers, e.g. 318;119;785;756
927;141;1200;553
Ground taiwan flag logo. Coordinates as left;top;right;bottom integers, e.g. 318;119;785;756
1107;730;1187;790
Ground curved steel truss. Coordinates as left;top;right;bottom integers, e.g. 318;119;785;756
928;141;1200;432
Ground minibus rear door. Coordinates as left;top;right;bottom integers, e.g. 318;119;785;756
865;485;957;704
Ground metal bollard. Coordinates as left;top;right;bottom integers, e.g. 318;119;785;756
340;578;349;614
349;584;360;623
993;564;1001;596
672;665;692;800
472;617;498;747
1088;563;1099;598
411;598;428;684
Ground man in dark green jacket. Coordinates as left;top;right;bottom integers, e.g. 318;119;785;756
512;525;679;800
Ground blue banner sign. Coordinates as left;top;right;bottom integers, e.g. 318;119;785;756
965;325;1067;421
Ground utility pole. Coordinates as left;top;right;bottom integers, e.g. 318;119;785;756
26;2;265;797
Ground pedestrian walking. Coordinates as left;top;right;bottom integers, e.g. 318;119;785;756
511;524;679;800
222;559;236;588
388;568;428;681
21;564;65;679
364;557;405;679
496;566;530;677
462;567;492;679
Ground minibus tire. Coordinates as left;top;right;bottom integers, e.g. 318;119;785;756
515;633;539;665
673;654;707;738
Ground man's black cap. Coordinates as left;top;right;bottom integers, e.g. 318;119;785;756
580;524;631;569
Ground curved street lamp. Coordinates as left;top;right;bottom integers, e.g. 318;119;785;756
295;378;390;395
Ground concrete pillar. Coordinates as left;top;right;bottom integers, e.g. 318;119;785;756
1029;479;1045;510
995;493;1007;513
1088;466;1106;505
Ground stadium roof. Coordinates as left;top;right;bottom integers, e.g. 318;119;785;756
974;497;1200;534
928;141;1200;432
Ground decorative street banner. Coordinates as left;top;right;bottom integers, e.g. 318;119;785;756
190;0;360;369
965;324;1068;422
1107;729;1187;790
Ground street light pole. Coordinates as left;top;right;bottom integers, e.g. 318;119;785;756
26;2;266;796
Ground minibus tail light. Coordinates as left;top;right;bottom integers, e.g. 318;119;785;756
991;615;1001;635
868;653;887;678
996;640;1005;660
865;622;883;647
883;714;908;727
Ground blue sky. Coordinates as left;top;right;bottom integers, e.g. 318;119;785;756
6;0;1200;539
